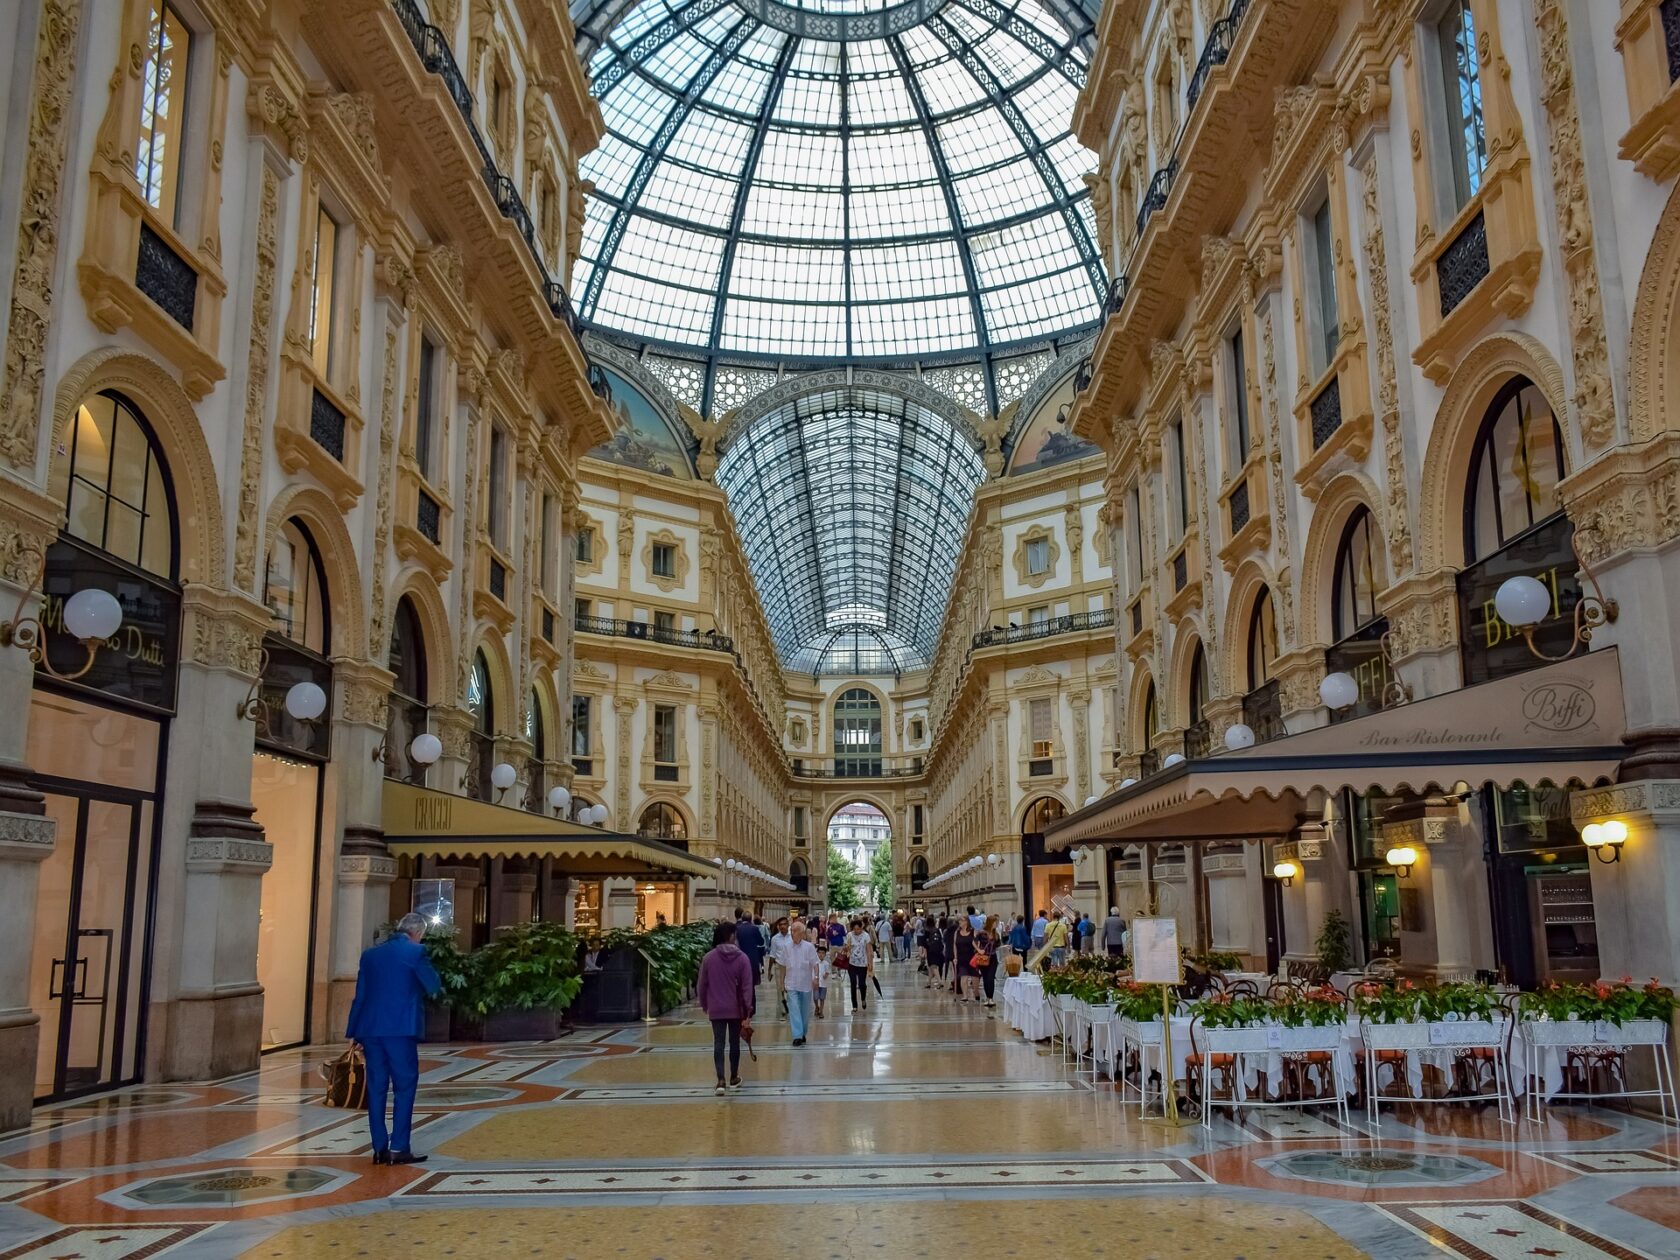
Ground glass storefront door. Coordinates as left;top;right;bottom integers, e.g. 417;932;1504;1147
251;753;322;1049
28;691;162;1103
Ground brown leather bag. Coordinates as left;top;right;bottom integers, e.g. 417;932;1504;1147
320;1044;367;1109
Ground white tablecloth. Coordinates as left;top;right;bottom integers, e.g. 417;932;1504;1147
1003;975;1052;1040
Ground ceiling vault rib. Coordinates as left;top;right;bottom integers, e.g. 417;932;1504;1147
700;34;800;419
886;32;999;418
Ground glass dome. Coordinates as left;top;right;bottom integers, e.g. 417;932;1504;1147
572;0;1104;399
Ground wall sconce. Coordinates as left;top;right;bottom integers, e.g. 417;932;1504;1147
1;571;124;681
373;730;442;767
490;761;517;801
1384;845;1418;878
1321;631;1411;713
236;650;329;729
1224;722;1256;751
1581;819;1628;863
548;785;572;816
1272;859;1299;886
1494;534;1618;661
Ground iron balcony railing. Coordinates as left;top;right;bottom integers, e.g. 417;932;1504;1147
791;761;925;780
1187;0;1252;112
575;614;736;654
970;608;1116;651
391;0;579;337
1136;158;1178;239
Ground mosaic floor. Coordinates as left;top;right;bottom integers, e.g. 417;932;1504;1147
1;967;1677;1258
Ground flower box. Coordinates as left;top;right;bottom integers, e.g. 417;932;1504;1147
1519;1017;1668;1048
1205;1023;1344;1054
1362;1019;1501;1050
1120;1017;1166;1046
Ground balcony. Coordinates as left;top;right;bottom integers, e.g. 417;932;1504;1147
575;614;736;654
969;608;1115;651
791;760;925;780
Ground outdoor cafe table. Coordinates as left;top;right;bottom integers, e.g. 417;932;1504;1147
1003;974;1053;1040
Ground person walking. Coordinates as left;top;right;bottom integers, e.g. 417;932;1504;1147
768;916;792;1015
1008;914;1031;958
844;917;874;1011
698;921;755;1095
826;913;847;949
965;905;985;931
1101;906;1127;957
1078;913;1096;955
943;915;960;992
875;913;893;964
346;912;442;1166
814;940;832;1018
735;909;765;987
782;920;819;1046
953;917;978;1002
1030;909;1049;954
924;915;948;987
1045;912;1070;968
974;920;999;1008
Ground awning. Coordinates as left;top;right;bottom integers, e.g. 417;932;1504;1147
381;782;718;879
1045;649;1627;849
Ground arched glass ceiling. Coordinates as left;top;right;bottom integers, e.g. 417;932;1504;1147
572;0;1104;408
715;387;986;675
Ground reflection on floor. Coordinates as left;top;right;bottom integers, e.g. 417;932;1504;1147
0;967;1676;1258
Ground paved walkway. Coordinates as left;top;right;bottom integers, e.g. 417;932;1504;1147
0;962;1677;1257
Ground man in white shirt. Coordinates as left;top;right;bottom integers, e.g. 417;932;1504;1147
767;918;792;1016
782;920;820;1046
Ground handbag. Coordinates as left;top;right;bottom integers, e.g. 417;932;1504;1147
320;1044;366;1110
970;950;991;969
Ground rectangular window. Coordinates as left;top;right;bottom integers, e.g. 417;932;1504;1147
1169;420;1189;537
653;611;675;633
1227;329;1250;464
652;542;676;578
1030;698;1053;748
576;527;593;563
1438;0;1488;210
1127;485;1144;585
310;206;339;379
653;704;677;764
1025;536;1049;576
540;493;556;594
572;695;591;756
135;3;191;225
909;718;924;742
1310;197;1340;374
416;336;438;481
1028;605;1049;626
487;426;508;548
793;806;807;839
912;804;925;839
575;597;592;622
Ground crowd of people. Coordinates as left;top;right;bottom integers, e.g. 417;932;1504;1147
695;904;1132;1095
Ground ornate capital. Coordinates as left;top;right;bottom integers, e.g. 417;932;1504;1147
180;586;271;676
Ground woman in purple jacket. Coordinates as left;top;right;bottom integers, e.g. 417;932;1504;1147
697;920;756;1095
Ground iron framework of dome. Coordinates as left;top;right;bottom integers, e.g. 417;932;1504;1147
570;0;1105;417
713;386;987;676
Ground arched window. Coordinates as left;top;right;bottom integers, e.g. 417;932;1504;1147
833;687;883;776
385;597;428;782
1247;586;1278;691
1141;680;1158;747
1022;796;1065;835
1185;645;1211;756
637;801;687;843
910;855;928;890
466;650;495;800
264;519;328;654
524;687;546;812
1331;507;1380;641
57;391;177;578
1465;378;1566;563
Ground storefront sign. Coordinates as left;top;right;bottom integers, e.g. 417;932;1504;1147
1130;916;1181;984
1323;619;1396;721
38;539;179;711
1457;515;1582;686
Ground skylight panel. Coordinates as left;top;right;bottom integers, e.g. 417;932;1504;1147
849;127;938;186
914;54;987;115
1012;61;1078;133
702;56;776;114
954;156;1052;228
970;208;1073;287
638;162;740;230
981;264;1094;341
640;28;714;88
599;78;675;147
848;73;917;126
976;27;1041;86
849;239;966;300
847;181;950;239
594;270;716;342
580;132;640;199
740;182;846;238
935;107;1018;174
851;296;976;356
668;106;756;175
773;72;841;127
615;216;728;290
790;38;844;76
1048;133;1095;194
721;296;848;355
729;243;845;301
755;127;844;186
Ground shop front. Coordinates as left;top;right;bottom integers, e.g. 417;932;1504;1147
1020;796;1071;921
380;781;715;944
26;393;181;1103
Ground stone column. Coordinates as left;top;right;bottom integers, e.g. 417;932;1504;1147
1277;812;1349;969
1571;782;1680;987
1381;801;1495;981
1274;650;1328;734
431;705;474;798
1202;849;1253;959
1380;572;1462;701
0;495;59;1129
327;661;396;1037
604;877;638;929
151;588;275;1082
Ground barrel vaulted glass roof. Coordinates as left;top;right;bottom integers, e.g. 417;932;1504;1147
714;388;986;675
571;0;1105;412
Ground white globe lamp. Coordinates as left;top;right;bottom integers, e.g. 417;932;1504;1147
1494;575;1552;628
548;785;571;812
284;681;327;722
63;588;123;641
1163;752;1184;767
1084;794;1099;806
490;762;517;791
1319;671;1359;710
1224;722;1256;751
1120;777;1137;789
409;732;442;765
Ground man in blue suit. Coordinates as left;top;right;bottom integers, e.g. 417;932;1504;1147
347;912;441;1165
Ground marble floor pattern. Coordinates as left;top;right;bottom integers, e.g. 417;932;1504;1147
0;968;1677;1258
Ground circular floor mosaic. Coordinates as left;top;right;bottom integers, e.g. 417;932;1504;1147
1259;1150;1501;1188
113;1166;348;1209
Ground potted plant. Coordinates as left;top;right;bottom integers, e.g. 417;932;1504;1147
1315;910;1352;974
420;928;475;1042
1518;978;1676;1045
459;920;585;1040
